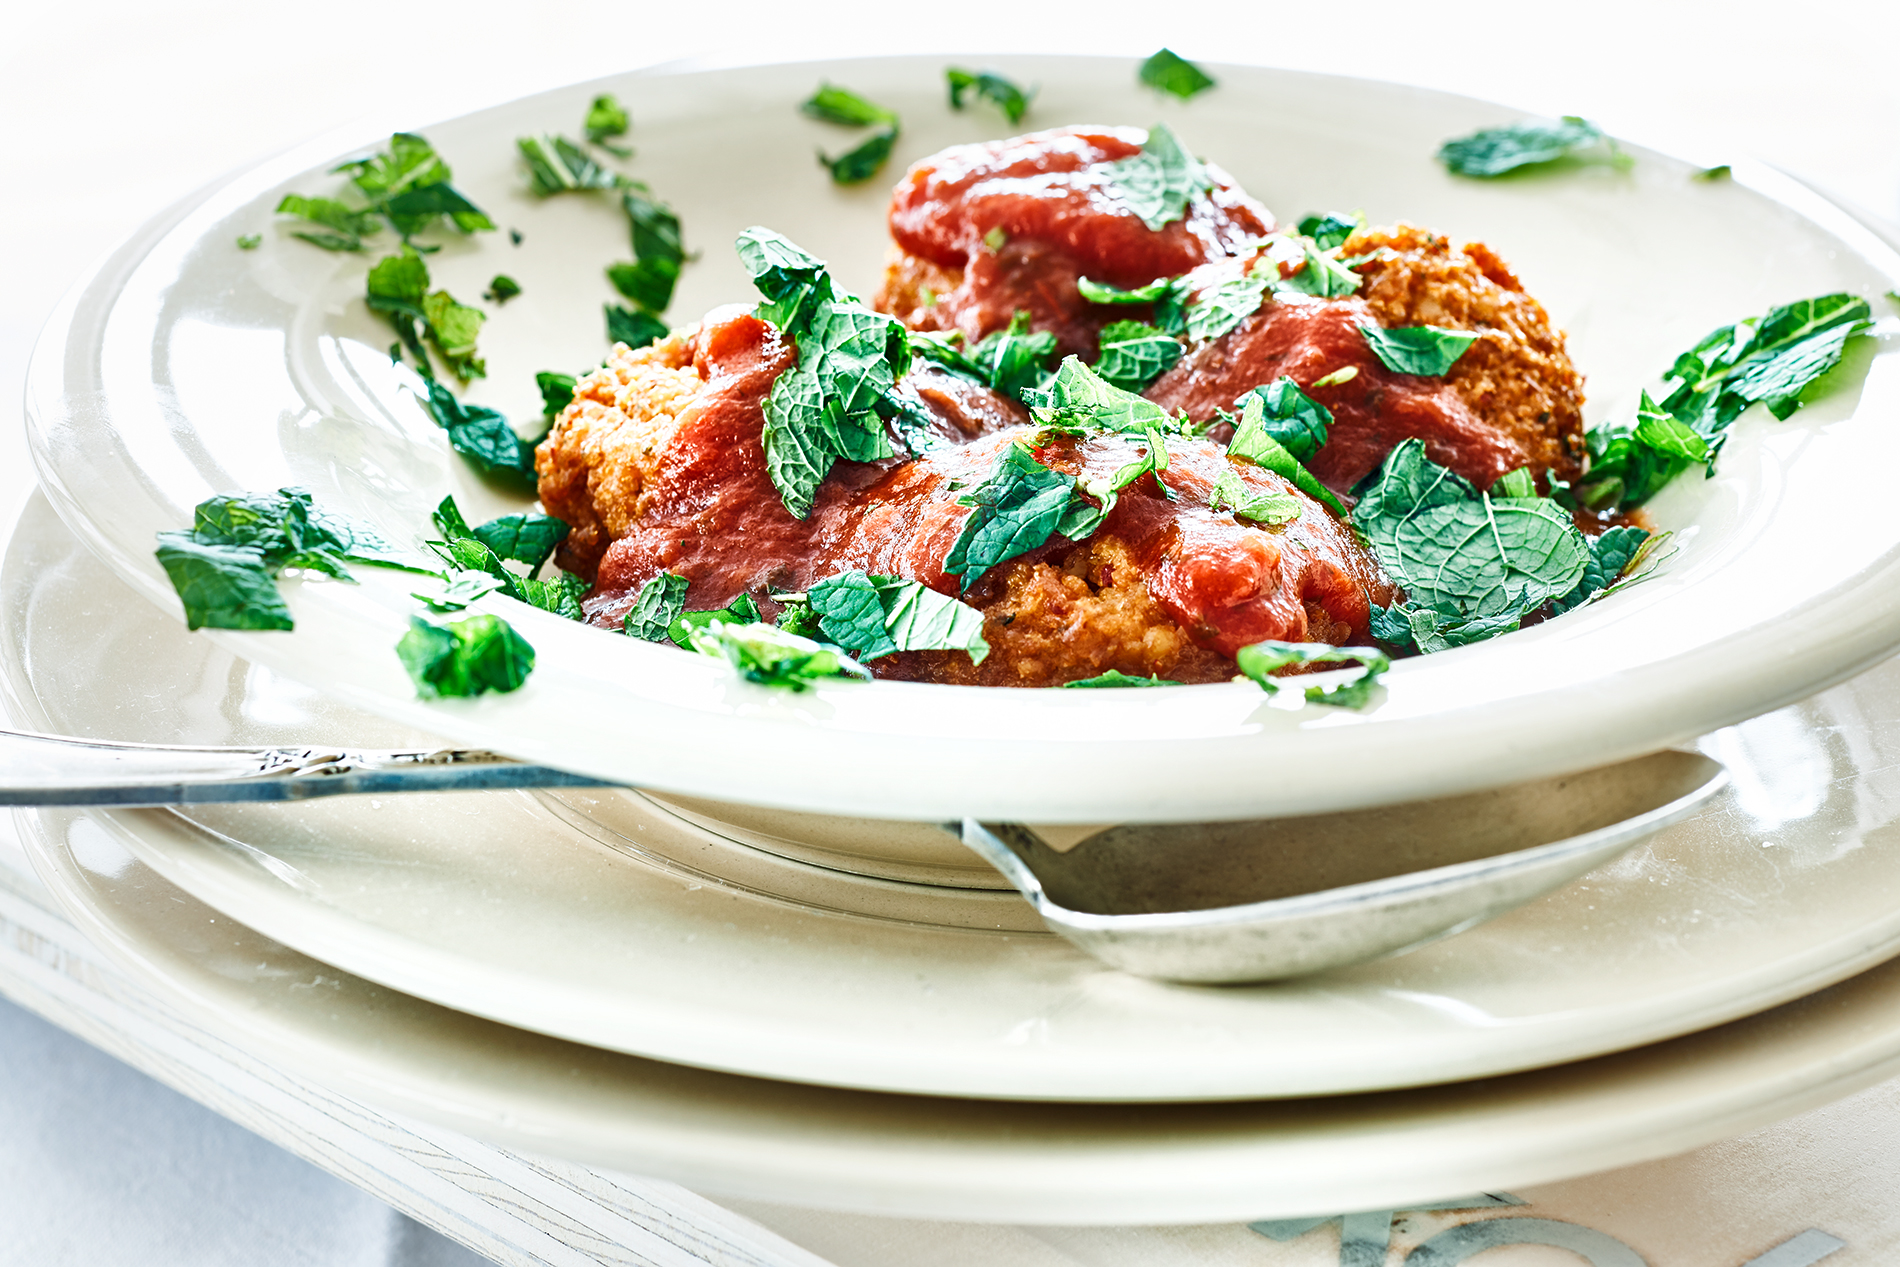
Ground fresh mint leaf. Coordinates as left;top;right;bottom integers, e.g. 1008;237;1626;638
624;573;689;642
606;304;668;348
1275;238;1361;298
430;495;473;540
1296;212;1363;251
367;248;487;382
819;127;900;184
739;228;913;517
1078;273;1192;335
945;68;1034;124
471;513;568;574
1138;49;1216;100
1208;468;1302;526
1358;323;1478;376
334;133;493;238
414;570;504;613
1583;294;1873;512
1236;641;1391;708
483;274;521;304
1549;524;1653;615
1492;467;1538;499
1226;392;1346;516
537;370;577;417
237;234;262;250
908;331;987;381
668;592;763;648
155;487;418;631
943;443;1076;591
802;84;898;127
1371;601;1522;654
624;186;685;273
1104;123;1214;232
585;93;631;149
686;619;871;690
397;613;535;698
1061;670;1181;688
1023;356;1184;436
1437;116;1608;178
1185;274;1269;342
155;536;293;631
516;569;588;620
607;258;680;311
967;312;1058;401
1352;439;1588;622
275;194;382;251
1092;320;1183;392
1236;377;1332;460
805;572;897;659
518;134;620;196
418;381;531;478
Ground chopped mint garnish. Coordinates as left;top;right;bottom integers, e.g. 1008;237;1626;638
624;573;689;642
484;274;521;304
585;93;633;156
606;304;667;349
1236;641;1391;708
945;68;1034;124
1091;320;1182;393
943;442;1076;592
1061;671;1181;688
236;234;261;250
1184;274;1269;342
397;613;535;698
1437;116;1614;178
1138;49;1216;101
536;370;578;418
1104;123;1215;232
686;620;870;691
417;381;532;480
1358;323;1479;376
805;571;990;662
367;247;488;382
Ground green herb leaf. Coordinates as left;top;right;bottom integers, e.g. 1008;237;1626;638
334;133;493;238
516;569;588;620
1138;49;1216;100
607;257;680;311
1275;238;1361;298
1185;274;1269;342
667;592;762;647
606;304;668;349
275;194;382;251
367;248;488;382
943;443;1076;591
1437;116;1607;178
421;290;487;381
1296;212;1363;251
236;234;262;250
418;381;532;478
624;572;689;642
1077;273;1192;335
801;83;898;127
1235;377;1332;460
155;536;294;631
808;571;989;663
1549;524;1653;615
623;187;685;288
945;68;1034;124
470;513;568;574
1092;320;1183;392
397;613;535;698
414;570;505;613
1358;323;1479;376
483;274;521;304
585;94;631;147
1061;670;1182;688
1371;601;1523;654
1104;123;1214;232
537;370;577;417
1208;468;1302;526
1236;641;1391;708
1226;392;1346;516
1492;467;1538;499
518;134;620;196
818;127;901;185
1583;294;1873;512
1352;438;1588;621
686;619;871;690
739;228;913;517
967;312;1058;401
1023;356;1184;436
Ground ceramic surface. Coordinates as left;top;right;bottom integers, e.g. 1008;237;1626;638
14;492;1900;1101
27;803;1900;1224
23;56;1900;823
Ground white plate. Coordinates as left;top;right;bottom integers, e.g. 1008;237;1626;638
23;55;1900;823
27;799;1900;1224
16;491;1900;1102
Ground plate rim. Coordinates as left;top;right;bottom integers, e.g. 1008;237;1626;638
23;54;1900;825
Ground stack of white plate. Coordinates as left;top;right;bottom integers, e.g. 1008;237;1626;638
14;56;1900;1224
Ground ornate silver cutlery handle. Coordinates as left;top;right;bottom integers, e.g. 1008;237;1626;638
0;728;616;807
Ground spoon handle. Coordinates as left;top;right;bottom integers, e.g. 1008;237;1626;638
0;727;616;807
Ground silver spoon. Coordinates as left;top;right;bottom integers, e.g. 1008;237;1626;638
0;727;1724;983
